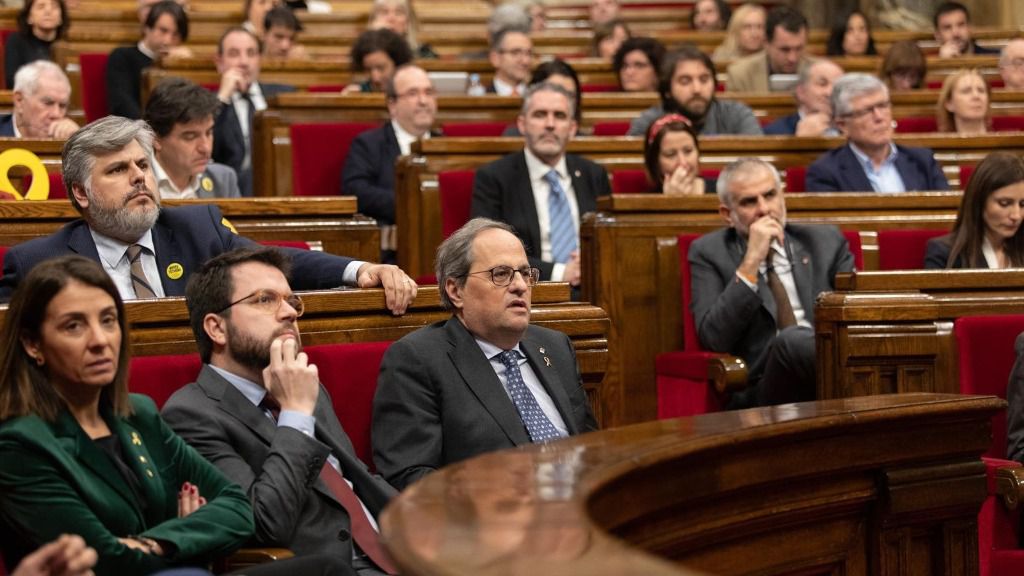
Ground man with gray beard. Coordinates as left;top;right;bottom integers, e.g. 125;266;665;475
0;116;418;312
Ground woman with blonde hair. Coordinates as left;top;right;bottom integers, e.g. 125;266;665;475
936;68;990;134
368;0;437;58
711;3;765;62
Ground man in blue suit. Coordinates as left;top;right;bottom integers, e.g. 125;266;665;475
763;59;843;137
0;61;79;139
805;73;949;193
0;116;418;313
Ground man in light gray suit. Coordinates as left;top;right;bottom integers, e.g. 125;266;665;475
372;218;598;490
690;158;854;409
144;76;241;199
162;247;398;575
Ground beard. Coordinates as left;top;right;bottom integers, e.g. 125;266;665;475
679;94;713;125
86;183;160;242
226;320;302;375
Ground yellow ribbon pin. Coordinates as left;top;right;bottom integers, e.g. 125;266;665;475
166;263;183;280
0;149;48;200
221;217;238;234
201;176;214;192
131;431;142;446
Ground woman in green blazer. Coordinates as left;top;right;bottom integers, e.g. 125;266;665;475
0;255;255;575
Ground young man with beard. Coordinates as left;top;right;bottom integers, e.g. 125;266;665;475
627;44;762;137
0;116;418;313
162;247;398;575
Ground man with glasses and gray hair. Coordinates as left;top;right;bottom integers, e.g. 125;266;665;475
487;26;533;95
0;116;418;312
372;217;598;490
805;73;948;193
999;38;1024;92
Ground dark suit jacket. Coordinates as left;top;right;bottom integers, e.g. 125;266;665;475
161;366;396;562
0;204;354;300
689;224;855;384
105;45;152;120
0;114;14;136
805;143;949;192
0;395;253;575
372;317;598;490
923;234;962;269
762;113;800;135
340;122;400;224
212;82;295;197
470;151;612;279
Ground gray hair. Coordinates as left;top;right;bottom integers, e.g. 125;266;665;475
435;217;520;311
798;58;840;88
63;116;155;212
520;81;577;120
831;72;888;119
1000;38;1024;67
488;5;532;38
716;158;783;205
13;61;70;96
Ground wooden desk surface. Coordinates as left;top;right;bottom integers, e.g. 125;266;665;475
382;393;1002;576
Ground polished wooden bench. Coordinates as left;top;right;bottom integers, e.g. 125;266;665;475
382;392;1003;576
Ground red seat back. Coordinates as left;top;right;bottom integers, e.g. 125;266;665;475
611;169;649;193
128;353;203;408
842;230;864;271
677;234;702;351
992;116;1024;132
877;228;948;270
580;83;618;93
438;170;475;239
291;122;376;196
440;122;508;137
785;166;806;192
0;245;6;278
961;164;975;189
79;53;110;123
305;341;392;466
591;121;630;136
895;116;938;133
21;172;66;199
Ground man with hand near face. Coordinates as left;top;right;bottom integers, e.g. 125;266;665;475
763;59;843;136
471;82;611;287
934;1;997;58
727;5;813;93
690;158;854;408
0;61;78;139
212;26;295;197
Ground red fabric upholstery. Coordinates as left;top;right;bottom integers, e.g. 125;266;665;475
308;85;344;92
438;170;475;239
877;228;947;270
591;121;630;136
79;53;110;123
0;245;6;278
842;230;864;271
580;83;618;93
785;166;806;192
961;164;975;189
611;169;649;193
440;122;509;137
992;116;1024;132
979;457;1024;576
894;116;938;133
21;172;66;199
291;122;376;196
0;29;13;90
305;341;392;466
128;354;202;408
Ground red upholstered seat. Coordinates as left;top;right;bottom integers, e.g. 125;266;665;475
129;353;202;408
876;228;947;270
894;116;938;133
842;230;863;271
580;83;618;93
785;166;806;192
438;170;475;239
305;341;391;466
591;121;630;136
440;122;509;137
992;116;1024;132
979;457;1024;576
79;53;110;123
308;85;344;92
21;172;66;199
0;245;7;278
291;122;376;197
961;164;975;189
610;169;649;193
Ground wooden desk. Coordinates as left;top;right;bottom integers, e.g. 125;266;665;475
383;393;1002;576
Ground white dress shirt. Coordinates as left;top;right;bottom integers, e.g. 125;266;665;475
736;239;811;330
849;142;906;194
492;77;526;96
523;148;580;282
152;156;198;199
90;229;166;300
230;83;268;171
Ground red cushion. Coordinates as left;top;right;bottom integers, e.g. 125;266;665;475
128;353;202;408
655;351;723;417
992;116;1024;132
980;457;1024;576
438;170;475;239
876;228;947;270
842;230;864;271
580;83;618;93
308;85;344;92
21;172;66;199
961;164;975;189
0;245;6;278
440;122;508;137
305;341;391;466
591;121;630;136
895;116;938;133
291;122;377;197
79;53;110;123
611;169;650;193
785;166;806;193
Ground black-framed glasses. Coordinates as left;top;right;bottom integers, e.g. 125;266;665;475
218;289;305;317
464;265;541;287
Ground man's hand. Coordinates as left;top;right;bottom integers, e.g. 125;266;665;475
116;537;164;557
563;251;582;287
178;481;207;518
737;215;784;281
165;45;193;59
356;263;417;315
938;41;963;58
217;69;249;103
794;112;832;137
13;535;96;576
662;165;704;196
48;118;80;140
262;336;319;415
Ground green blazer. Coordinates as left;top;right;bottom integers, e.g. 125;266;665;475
0;394;254;575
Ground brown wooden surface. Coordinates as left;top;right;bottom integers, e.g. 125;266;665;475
382;392;1002;576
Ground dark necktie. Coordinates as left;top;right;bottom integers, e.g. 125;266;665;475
240;92;255;170
766;249;797;329
126;244;156;299
499;350;563;443
544;170;576;263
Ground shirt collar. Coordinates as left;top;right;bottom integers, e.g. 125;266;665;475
137;40;157;60
849;141;899;169
208;364;268;407
151;156;199;197
390;119;430;155
90;227;156;270
523;147;568;183
475;337;524;361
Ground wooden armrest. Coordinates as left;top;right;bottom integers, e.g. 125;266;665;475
996;463;1024;511
213;547;295;574
708;354;748;394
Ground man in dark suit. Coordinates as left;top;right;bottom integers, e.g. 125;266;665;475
212;27;295;197
805;73;949;193
162;247;398;575
0;61;79;139
471;82;611;287
372;218;598;490
763;59;843;137
934;1;999;58
487;27;532;96
691;158;854;408
341;65;437;263
0;116;418;313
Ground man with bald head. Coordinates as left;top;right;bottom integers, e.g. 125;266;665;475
764;59;843;136
1000;39;1024;92
0;60;78;139
341;64;437;263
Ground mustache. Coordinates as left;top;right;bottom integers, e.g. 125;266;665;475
123;184;155;205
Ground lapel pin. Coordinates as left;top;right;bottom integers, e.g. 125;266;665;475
166;262;183;280
544;356;551;367
802;256;810;265
573;170;581;178
201;176;214;192
131;431;142;446
539;347;545;354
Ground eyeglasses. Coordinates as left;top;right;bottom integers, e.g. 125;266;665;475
218;289;305;317
842;100;891;120
395;88;437;100
499;48;534;58
464;265;541;287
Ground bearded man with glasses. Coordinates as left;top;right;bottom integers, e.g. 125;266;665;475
372;218;598;490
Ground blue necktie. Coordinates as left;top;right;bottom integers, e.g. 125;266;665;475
499;350;563;443
544;170;576;263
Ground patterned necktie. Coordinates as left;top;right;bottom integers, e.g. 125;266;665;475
499;350;563;443
766;249;797;329
544;170;576;263
240;92;255;170
126;244;156;299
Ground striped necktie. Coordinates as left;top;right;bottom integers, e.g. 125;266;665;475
544;169;576;263
126;244;156;299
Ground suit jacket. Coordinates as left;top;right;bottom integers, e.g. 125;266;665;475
340;122;400;224
762;112;800;135
0;395;253;575
0;204;354;300
805;143;950;193
197;163;241;199
0;114;14;136
105;45;152;120
211;82;295;197
689;224;854;384
470;150;612;279
372;318;598;490
161;366;396;562
726;52;813;93
1008;333;1024;462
